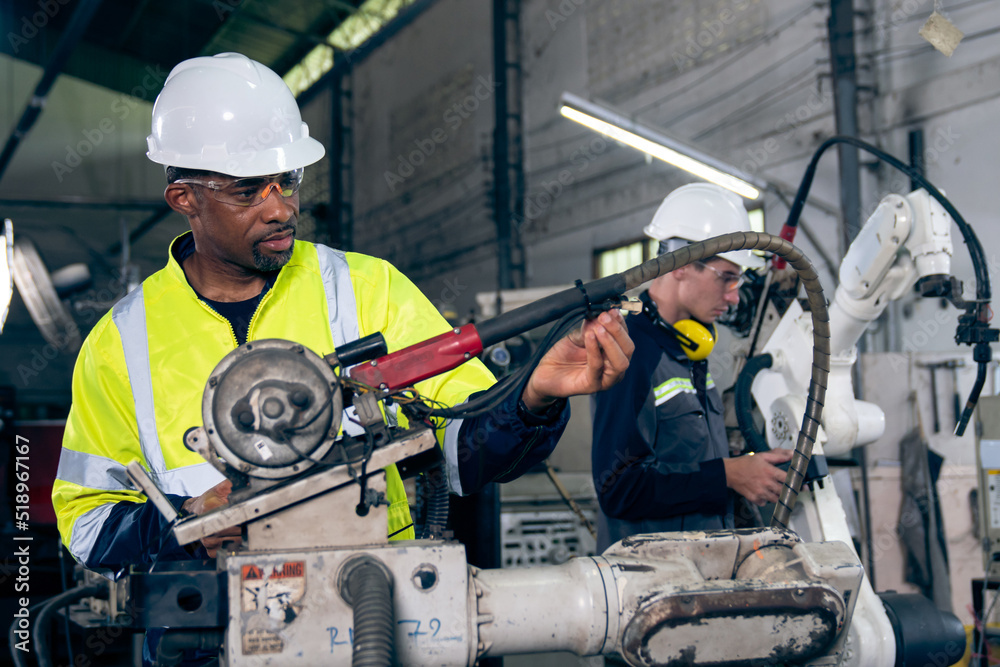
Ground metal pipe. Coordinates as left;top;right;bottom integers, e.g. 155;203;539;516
909;128;925;192
106;206;173;257
475;558;612;656
0;198;162;210
493;0;514;294
0;0;105;184
329;72;346;247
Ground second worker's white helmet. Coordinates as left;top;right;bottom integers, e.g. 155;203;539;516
147;52;325;177
644;183;765;269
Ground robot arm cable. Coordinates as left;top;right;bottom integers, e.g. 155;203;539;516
780;135;996;436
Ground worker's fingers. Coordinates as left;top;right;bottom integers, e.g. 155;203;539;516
583;325;603;382
758;448;794;464
592;312;633;374
204;540;243;558
566;319;587;347
183;479;235;516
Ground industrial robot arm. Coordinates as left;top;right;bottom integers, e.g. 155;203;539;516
753;188;957;458
744;137;992;667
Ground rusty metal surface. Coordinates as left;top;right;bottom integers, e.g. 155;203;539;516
621;583;844;666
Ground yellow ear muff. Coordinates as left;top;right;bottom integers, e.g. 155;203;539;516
673;320;716;361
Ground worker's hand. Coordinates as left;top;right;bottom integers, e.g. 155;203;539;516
520;310;633;412
722;449;795;506
181;479;243;557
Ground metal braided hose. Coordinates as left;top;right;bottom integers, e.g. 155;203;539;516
341;557;395;667
621;231;830;529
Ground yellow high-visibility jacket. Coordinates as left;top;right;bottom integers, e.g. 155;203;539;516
53;234;495;566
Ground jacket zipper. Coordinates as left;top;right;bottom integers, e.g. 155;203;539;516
195;283;275;348
196;300;239;347
245;287;274;343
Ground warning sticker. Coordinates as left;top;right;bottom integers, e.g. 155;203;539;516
241;561;306;623
989;471;1000;529
242;629;283;655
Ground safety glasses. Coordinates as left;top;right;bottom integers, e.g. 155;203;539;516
174;168;304;207
696;261;745;291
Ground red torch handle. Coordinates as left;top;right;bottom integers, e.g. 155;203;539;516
771;224;797;270
349;323;485;391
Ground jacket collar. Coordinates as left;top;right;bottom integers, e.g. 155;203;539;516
165;230;307;293
639;291;689;362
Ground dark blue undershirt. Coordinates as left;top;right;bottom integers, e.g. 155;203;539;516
174;234;276;345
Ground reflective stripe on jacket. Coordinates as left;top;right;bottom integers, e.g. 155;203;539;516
592;306;731;552
53;234;496;564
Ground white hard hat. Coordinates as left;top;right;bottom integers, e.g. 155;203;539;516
147;53;325;177
644;183;765;269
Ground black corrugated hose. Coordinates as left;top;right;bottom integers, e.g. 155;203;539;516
419;462;450;539
734;353;774;453
155;629;225;667
32;584;105;667
344;557;395;667
410;231;828;526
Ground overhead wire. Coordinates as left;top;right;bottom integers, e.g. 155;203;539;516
630;2;823;115
876;23;1000;61
692;67;823;142
664;39;823;133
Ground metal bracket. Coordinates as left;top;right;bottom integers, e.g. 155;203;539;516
125;461;180;524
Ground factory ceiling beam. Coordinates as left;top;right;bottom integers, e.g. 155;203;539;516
298;0;440;106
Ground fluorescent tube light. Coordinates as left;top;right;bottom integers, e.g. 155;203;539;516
0;219;12;333
559;92;764;200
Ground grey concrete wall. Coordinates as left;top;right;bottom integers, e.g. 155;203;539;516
321;0;1000;493
346;0;500;319
873;0;1000;352
336;0;1000;368
519;0;844;292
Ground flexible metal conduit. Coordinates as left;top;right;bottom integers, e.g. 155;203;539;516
621;231;830;529
342;557;395;667
419;462;450;539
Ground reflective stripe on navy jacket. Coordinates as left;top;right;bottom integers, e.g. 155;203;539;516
591;301;732;552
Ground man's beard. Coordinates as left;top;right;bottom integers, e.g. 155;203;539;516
252;236;294;271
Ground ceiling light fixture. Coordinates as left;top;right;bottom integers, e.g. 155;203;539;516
559;92;764;200
0;219;12;333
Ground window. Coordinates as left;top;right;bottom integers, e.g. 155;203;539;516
594;239;658;278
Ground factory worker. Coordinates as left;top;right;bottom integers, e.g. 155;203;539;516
591;183;790;551
53;53;633;575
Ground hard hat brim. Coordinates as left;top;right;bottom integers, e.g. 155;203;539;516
717;248;766;270
148;135;326;177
